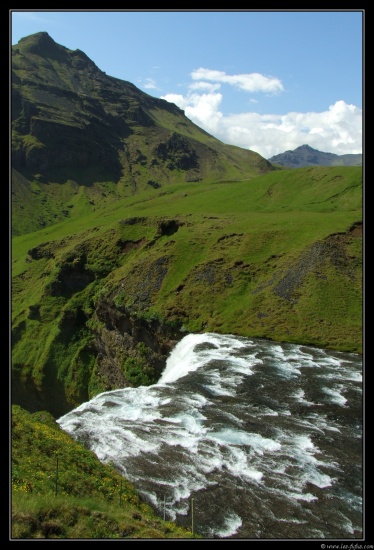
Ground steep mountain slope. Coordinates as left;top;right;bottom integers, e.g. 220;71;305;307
269;144;362;168
11;32;273;236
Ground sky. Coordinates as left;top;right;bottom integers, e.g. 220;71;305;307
10;9;364;159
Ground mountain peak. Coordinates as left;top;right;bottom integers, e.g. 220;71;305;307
19;30;53;43
13;31;100;74
15;31;68;60
269;144;362;168
17;31;55;48
296;144;315;151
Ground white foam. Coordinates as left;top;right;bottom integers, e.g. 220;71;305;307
320;356;343;366
318;369;362;384
303;469;333;489
287;491;318;502
208;429;281;454
273;360;302;379
203;384;235;397
305;413;342;433
156;429;201;454
277;518;307;524
261;407;279;416
281;434;334;489
218;445;264;481
293;435;316;452
158;332;255;385
322;386;347;406
198;452;224;474
342;518;355;535
215;512;243;538
220;411;243;427
99;428;161;460
291;389;315;406
158;333;212;384
183;393;210;407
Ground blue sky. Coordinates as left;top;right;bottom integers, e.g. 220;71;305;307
10;10;363;159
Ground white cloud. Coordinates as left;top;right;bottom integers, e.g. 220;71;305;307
161;93;190;110
191;67;284;94
144;78;159;90
162;92;224;135
161;91;362;158
189;81;221;92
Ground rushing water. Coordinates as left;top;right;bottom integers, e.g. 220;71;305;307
57;333;363;539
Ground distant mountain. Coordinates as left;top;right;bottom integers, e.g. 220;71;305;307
268;144;362;168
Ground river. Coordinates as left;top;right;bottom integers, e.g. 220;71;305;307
57;332;363;539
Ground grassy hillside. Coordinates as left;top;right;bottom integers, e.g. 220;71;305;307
11;165;363;418
11;405;196;539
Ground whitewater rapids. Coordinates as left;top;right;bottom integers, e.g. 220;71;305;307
57;333;363;539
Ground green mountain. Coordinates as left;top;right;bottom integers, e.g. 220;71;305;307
269;144;362;168
12;33;362;417
11;32;273;237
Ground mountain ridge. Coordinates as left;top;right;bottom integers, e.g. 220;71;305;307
269;144;362;168
12;32;273;237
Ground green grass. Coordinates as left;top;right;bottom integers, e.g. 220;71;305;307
11;165;362;418
11;405;197;539
12;167;362;388
12;166;362;272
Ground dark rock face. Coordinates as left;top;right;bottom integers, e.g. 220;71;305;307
157;219;181;236
17;31;66;58
270;223;362;303
11;33;196;183
120;256;170;310
11;34;157;181
92;298;183;391
47;266;96;298
156;132;199;170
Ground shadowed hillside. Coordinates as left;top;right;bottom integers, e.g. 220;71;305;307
12;32;274;236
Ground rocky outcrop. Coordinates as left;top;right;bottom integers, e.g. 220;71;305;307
156;132;199;170
91;298;183;390
261;222;362;303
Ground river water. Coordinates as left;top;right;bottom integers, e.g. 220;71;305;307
57;333;363;539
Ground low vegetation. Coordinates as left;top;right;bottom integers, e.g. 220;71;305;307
11;405;196;539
